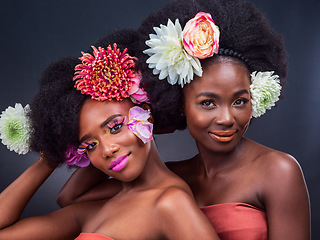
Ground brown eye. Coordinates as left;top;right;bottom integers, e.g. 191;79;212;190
200;99;216;109
233;98;249;106
87;140;99;150
106;116;126;134
110;123;123;133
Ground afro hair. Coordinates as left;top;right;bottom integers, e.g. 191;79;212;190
29;28;142;165
136;0;288;134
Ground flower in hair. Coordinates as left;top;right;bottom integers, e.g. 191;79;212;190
144;12;220;87
250;71;281;118
182;12;219;59
127;73;149;104
74;44;138;101
143;19;202;87
0;103;31;155
65;145;90;167
127;106;153;143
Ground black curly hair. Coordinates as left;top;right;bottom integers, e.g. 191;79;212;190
29;29;142;165
136;0;288;134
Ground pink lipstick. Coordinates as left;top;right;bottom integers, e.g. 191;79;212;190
109;154;129;171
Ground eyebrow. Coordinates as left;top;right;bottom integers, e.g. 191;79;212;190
196;92;219;99
100;114;123;128
196;89;249;99
233;89;249;97
79;114;123;143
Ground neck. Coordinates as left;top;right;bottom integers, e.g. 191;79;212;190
121;141;169;192
195;137;249;177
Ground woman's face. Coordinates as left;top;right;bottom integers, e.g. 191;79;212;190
78;98;151;182
183;60;252;153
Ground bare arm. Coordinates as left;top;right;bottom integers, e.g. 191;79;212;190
0;155;81;239
0;156;56;228
156;187;220;240
57;162;185;207
261;153;310;240
57;163;122;207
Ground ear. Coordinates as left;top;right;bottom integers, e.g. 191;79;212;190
141;103;154;124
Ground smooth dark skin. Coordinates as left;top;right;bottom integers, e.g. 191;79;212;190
58;58;310;240
0;99;219;240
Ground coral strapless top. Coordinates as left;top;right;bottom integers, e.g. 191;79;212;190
75;233;114;240
200;202;267;240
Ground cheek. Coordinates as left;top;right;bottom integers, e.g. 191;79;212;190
123;126;144;146
184;101;212;131
240;102;252;123
185;110;213;140
235;108;252;130
86;152;102;170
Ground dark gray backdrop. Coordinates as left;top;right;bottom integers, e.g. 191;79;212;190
0;0;319;238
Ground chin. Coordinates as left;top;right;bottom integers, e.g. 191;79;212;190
117;171;142;183
202;140;238;154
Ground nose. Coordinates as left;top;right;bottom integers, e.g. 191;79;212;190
215;106;235;126
100;138;120;158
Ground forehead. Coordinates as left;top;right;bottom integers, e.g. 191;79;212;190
184;61;250;95
79;99;134;126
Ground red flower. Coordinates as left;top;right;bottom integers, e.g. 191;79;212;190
73;44;137;101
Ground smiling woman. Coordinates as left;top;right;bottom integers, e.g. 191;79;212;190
78;99;152;182
55;0;311;238
134;0;311;239
0;29;220;240
183;59;252;153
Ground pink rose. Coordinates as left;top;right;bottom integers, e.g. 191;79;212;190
182;12;220;59
128;74;149;104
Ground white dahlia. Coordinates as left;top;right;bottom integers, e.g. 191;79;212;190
143;19;202;87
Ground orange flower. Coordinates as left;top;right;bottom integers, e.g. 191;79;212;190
182;12;220;59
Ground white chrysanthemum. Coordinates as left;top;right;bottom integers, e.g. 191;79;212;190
0;103;32;154
143;19;202;87
250;71;281;118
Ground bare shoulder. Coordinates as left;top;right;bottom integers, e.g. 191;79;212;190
250;142;308;201
254;145;304;179
154;182;197;216
248;143;310;239
153;182;219;239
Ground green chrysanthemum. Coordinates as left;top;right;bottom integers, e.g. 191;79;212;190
0;103;31;154
250;71;281;118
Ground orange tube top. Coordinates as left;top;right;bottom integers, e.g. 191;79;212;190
200;202;267;240
75;233;114;240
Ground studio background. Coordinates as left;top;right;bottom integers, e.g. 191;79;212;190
0;0;319;238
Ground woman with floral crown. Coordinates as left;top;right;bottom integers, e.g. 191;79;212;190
137;0;311;238
57;0;310;239
0;29;220;239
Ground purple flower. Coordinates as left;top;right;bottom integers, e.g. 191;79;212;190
127;106;153;144
65;145;90;167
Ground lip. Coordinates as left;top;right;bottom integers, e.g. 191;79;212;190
209;130;237;143
109;153;130;172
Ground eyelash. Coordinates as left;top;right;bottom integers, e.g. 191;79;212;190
78;116;126;154
106;116;126;135
200;98;249;109
200;99;216;109
78;140;99;154
233;98;249;106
